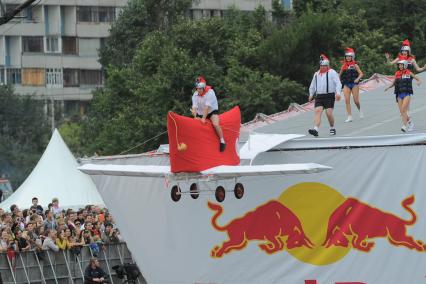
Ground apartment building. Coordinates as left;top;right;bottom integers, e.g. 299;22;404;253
0;0;289;115
189;0;291;19
0;0;127;114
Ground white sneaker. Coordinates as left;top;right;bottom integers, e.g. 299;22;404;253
344;116;353;123
359;110;364;119
407;121;414;132
401;125;407;132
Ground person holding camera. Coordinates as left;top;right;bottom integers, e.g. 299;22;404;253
15;230;31;251
84;258;108;284
308;54;342;137
101;223;117;244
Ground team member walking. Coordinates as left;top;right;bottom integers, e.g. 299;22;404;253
384;59;421;132
385;39;426;73
339;48;364;122
308;54;342;137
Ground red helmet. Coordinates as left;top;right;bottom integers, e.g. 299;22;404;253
344;47;355;58
401;39;411;52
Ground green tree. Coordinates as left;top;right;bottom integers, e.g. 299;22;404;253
258;11;342;85
222;64;306;121
0;86;50;188
99;0;192;68
293;0;343;16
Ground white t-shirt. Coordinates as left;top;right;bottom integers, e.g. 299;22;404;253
309;69;342;97
192;89;219;116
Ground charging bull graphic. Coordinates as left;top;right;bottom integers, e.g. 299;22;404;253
323;195;426;252
208;201;314;258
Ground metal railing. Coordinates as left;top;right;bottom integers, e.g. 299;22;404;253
0;243;146;284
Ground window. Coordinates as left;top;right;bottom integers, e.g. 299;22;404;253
22;68;44;86
45;37;59;53
190;9;203;20
62;37;78;55
78;38;100;57
98;7;115;22
80;70;103;86
63;69;79;87
0;68;5;85
22;36;43;52
6;68;21;84
77;6;115;23
100;38;107;49
77;6;96;22
4;4;26;18
46;68;63;86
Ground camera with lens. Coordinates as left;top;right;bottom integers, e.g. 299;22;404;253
112;263;140;282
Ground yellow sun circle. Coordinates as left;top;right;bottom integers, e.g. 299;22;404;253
278;182;350;265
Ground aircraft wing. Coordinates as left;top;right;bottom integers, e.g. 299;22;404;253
78;164;171;178
200;163;332;178
78;163;331;179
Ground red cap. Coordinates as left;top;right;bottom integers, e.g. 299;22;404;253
344;47;355;58
402;39;410;47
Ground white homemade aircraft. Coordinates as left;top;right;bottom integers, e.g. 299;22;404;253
78;134;332;202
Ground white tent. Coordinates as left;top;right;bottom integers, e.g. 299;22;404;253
0;129;104;210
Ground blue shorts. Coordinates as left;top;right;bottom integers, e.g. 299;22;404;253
343;83;358;90
397;93;412;101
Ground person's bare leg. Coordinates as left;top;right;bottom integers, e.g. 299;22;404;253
210;115;224;140
326;108;335;127
397;99;404;123
314;106;324;127
343;86;352;117
352;85;361;110
401;96;411;126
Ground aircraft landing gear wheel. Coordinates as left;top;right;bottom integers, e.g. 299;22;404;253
171;185;181;202
215;186;225;203
234;183;244;199
190;183;199;199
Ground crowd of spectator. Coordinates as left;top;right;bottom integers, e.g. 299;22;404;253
0;197;123;258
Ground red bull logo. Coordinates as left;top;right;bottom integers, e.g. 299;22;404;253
208;182;426;266
323;195;425;252
208;200;313;258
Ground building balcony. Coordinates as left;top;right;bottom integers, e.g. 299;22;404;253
21;53;101;69
0;22;44;36
76;22;111;38
39;0;127;6
14;85;96;101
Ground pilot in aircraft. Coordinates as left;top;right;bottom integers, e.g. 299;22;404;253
191;76;226;152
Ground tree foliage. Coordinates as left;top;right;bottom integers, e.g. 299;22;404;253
99;0;192;68
0;86;50;188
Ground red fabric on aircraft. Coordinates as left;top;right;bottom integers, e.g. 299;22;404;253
167;106;241;173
